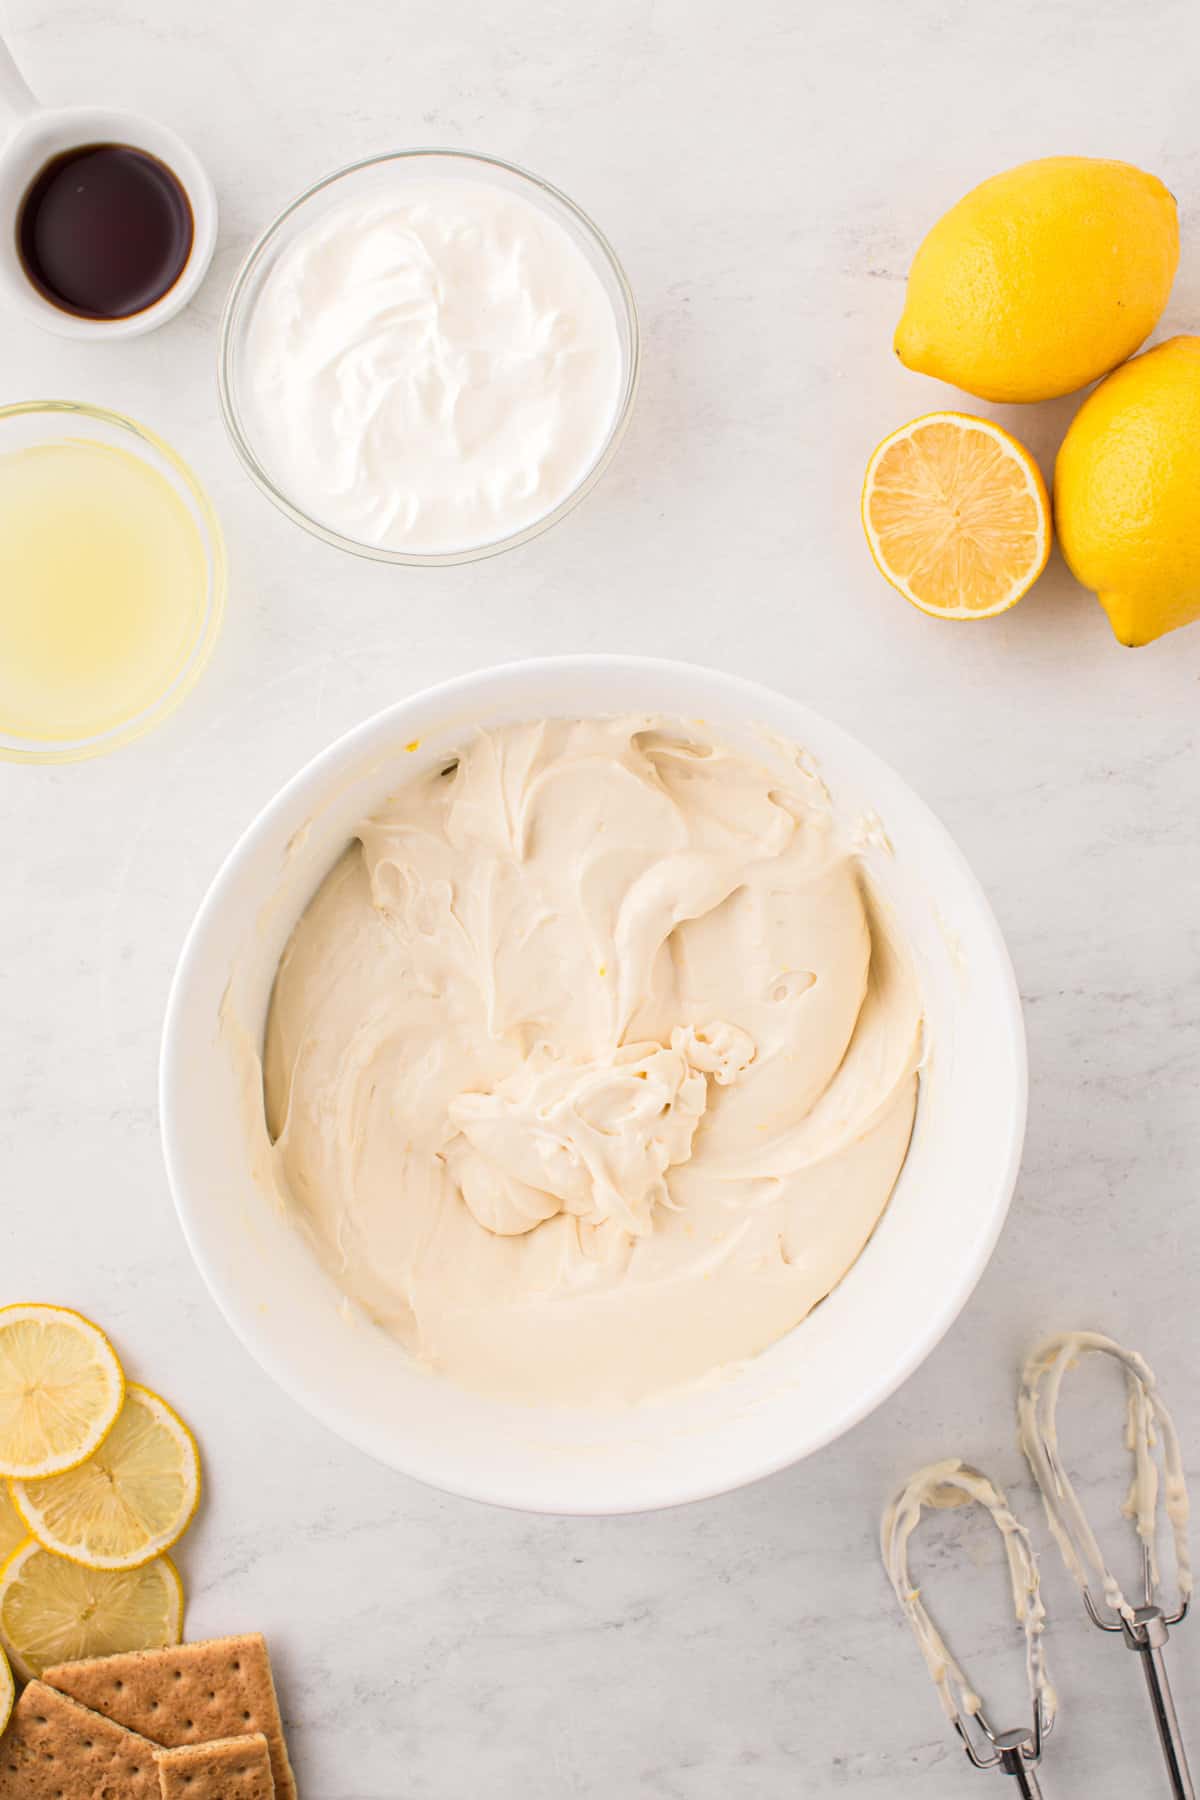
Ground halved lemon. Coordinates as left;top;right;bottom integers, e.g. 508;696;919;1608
0;1304;125;1480
0;1539;183;1681
11;1385;201;1573
862;412;1050;618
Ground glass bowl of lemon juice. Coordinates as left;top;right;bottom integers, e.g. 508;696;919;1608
0;401;225;762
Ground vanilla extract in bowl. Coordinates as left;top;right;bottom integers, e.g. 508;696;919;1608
17;142;194;319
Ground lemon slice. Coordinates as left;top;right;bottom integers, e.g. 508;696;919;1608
0;1641;12;1738
862;412;1050;619
11;1384;201;1573
0;1483;28;1720
0;1539;183;1681
0;1488;29;1726
0;1304;125;1480
0;1486;27;1570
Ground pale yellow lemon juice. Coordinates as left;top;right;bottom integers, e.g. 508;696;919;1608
0;404;223;759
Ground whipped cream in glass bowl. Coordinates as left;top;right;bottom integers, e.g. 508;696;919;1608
219;150;638;565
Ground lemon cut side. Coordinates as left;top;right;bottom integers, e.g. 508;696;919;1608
0;1486;24;1732
0;1305;125;1480
0;1486;27;1570
862;412;1050;619
0;1538;183;1681
11;1385;201;1573
0;1641;12;1737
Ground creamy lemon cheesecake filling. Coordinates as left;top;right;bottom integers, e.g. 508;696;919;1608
260;718;923;1405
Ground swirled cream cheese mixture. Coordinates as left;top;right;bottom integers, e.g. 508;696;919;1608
261;718;923;1405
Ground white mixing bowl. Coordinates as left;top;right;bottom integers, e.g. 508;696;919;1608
160;657;1026;1514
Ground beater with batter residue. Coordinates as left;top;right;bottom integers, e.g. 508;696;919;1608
1020;1331;1193;1800
881;1459;1056;1796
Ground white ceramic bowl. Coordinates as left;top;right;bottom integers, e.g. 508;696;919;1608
161;657;1026;1514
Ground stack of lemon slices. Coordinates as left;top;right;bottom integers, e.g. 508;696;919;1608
0;1303;200;1714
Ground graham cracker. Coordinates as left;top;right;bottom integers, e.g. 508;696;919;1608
156;1732;274;1800
44;1635;296;1800
0;1678;160;1799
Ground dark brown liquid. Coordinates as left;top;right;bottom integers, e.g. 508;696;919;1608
17;143;194;320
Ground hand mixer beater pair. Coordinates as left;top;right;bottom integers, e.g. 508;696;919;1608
882;1331;1193;1798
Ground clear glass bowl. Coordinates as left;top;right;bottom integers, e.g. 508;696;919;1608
0;401;225;764
218;149;640;567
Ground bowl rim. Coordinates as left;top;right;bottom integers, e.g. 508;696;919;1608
0;398;226;764
217;147;641;568
160;654;1028;1513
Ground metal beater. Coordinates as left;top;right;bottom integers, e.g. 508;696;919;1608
881;1459;1056;1796
1020;1330;1194;1800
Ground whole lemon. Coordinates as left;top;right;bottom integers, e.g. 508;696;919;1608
896;157;1178;403
1055;336;1200;646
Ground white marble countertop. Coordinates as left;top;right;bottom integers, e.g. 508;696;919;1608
2;0;1198;1793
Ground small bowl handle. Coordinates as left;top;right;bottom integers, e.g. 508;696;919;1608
0;34;38;140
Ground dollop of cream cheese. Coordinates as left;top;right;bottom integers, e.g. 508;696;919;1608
260;718;923;1405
